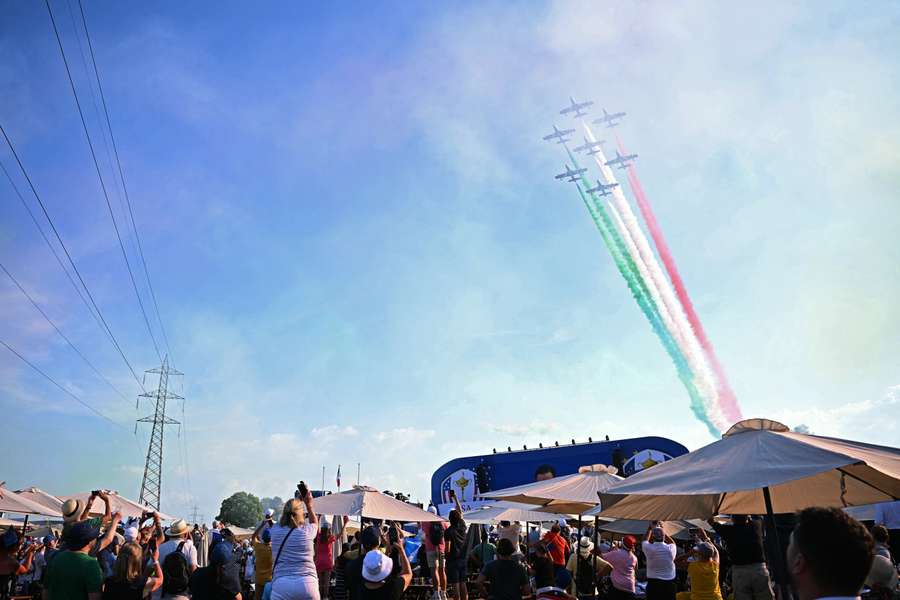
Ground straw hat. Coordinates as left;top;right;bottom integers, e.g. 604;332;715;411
61;498;84;523
578;536;594;557
167;519;190;537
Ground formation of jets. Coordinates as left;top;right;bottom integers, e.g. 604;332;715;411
559;96;594;118
542;124;576;144
586;180;619;196
604;150;638;170
554;164;587;183
573;137;606;155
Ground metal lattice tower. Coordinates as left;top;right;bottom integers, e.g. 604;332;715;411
137;356;183;511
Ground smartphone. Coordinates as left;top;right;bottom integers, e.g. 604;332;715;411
388;525;400;545
448;490;456;499
296;481;309;500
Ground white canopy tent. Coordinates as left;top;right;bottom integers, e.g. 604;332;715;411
312;486;444;522
462;502;566;524
0;485;61;518
13;487;64;515
483;465;623;514
598;419;900;520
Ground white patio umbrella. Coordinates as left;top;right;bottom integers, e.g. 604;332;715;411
593;517;712;540
462;502;565;524
312;486;444;522
0;485;61;518
58;491;176;521
598;419;900;520
14;487;64;514
482;465;623;514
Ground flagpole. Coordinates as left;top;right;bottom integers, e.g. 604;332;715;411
322;466;326;493
337;464;341;493
357;463;360;486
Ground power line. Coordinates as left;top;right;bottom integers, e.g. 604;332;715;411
0;260;129;402
75;0;174;364
44;0;163;364
0;337;126;429
0;123;145;391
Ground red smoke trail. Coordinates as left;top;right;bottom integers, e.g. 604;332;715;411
617;137;743;424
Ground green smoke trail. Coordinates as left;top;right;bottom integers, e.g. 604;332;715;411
566;150;717;436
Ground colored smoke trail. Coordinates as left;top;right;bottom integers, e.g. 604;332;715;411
566;150;719;437
616;137;742;424
581;124;728;432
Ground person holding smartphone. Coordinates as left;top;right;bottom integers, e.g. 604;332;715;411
268;483;320;600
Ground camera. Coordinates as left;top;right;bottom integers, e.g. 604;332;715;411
92;490;101;496
296;481;309;500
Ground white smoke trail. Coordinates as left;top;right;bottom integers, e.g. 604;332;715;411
581;123;729;432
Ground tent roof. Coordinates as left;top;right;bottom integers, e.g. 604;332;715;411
598;419;900;519
0;486;62;517
13;487;64;514
462;502;565;524
483;466;623;514
312;486;444;522
58;491;176;521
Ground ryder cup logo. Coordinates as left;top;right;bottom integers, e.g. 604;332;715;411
622;449;673;476
440;468;477;503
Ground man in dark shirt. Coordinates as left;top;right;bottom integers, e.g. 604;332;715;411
189;541;241;600
710;516;773;600
529;544;557;590
444;493;468;600
347;526;382;600
477;539;530;600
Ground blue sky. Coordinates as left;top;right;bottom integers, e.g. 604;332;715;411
1;1;898;521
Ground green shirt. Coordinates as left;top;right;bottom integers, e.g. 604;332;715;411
45;551;103;600
471;542;497;564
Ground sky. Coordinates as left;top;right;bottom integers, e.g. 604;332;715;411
1;1;898;521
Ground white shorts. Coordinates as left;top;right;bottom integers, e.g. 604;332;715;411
272;575;321;600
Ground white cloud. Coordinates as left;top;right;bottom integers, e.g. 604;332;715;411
310;425;359;442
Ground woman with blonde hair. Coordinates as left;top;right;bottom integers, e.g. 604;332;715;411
268;485;320;600
103;541;163;599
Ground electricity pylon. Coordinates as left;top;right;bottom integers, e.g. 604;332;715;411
137;356;183;511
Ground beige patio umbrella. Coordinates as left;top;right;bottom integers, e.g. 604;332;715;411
14;487;64;514
482;464;623;514
597;418;900;520
462;502;565;524
0;485;61;518
592;517;712;541
312;486;444;522
58;491;176;521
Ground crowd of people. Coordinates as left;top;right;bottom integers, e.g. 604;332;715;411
1;488;897;600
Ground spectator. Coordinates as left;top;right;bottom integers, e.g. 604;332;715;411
103;541;164;600
189;540;242;600
0;528;39;593
469;531;497;572
709;516;773;600
157;520;197;600
420;507;449;600
642;525;677;600
252;517;275;600
43;520;105;600
476;539;530;600
315;521;337;600
268;493;320;600
865;555;898;599
874;501;900;562
32;535;58;588
871;526;892;561
675;541;722;600
61;492;110;537
565;537;611;600
497;522;521;550
346;527;381;600
529;544;557;590
333;540;359;600
601;536;638;600
787;508;875;600
539;524;570;581
444;493;468;600
359;538;412;600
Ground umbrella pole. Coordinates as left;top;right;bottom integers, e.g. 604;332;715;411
22;514;29;537
763;487;790;600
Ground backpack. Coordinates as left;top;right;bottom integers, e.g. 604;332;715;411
575;555;596;594
162;541;190;593
428;522;445;546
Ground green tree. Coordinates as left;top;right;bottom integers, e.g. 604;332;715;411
216;491;264;528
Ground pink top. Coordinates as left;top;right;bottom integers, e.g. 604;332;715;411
420;521;448;552
314;534;336;571
602;548;637;593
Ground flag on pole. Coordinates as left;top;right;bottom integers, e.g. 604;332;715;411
336;465;341;489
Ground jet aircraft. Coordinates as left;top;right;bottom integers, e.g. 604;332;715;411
573;137;606;155
604;150;638;169
593;108;626;128
554;164;587;183
586;180;619;196
542;125;576;144
560;96;594;118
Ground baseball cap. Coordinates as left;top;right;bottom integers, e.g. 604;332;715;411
265;508;275;518
123;526;139;542
65;520;100;549
622;535;637;550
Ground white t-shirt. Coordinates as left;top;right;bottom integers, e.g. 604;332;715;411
153;538;198;600
642;541;676;581
269;522;319;580
498;523;521;546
